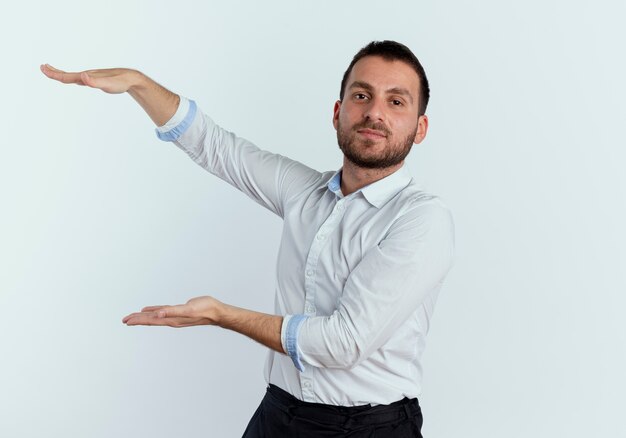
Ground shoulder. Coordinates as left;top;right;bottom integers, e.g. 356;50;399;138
394;181;453;225
379;184;455;257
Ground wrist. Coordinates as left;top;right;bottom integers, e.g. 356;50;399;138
127;70;148;95
209;298;228;326
125;70;180;127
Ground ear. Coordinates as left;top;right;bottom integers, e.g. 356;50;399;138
332;100;341;131
413;114;429;144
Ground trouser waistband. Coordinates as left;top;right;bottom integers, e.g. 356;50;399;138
265;384;421;428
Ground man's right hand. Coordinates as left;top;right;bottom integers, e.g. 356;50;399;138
40;64;138;94
41;64;181;127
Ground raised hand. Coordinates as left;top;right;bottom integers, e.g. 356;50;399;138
40;63;180;126
40;64;140;94
122;296;222;328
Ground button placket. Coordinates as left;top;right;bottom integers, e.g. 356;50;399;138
303;200;346;313
301;375;315;401
300;198;347;402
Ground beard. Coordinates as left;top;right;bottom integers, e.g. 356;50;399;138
336;119;417;169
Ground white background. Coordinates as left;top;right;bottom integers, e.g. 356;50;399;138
1;1;625;436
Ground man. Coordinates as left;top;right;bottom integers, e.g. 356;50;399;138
42;40;454;437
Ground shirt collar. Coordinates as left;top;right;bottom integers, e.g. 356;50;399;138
319;164;413;209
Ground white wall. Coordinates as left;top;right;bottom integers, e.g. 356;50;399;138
2;1;625;436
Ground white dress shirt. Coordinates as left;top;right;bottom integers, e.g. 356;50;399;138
156;96;455;406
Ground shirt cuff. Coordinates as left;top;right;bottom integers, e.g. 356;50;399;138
154;96;197;142
281;314;308;372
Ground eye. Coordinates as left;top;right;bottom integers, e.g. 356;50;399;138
353;93;369;100
391;99;403;106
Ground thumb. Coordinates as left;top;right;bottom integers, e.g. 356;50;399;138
157;304;188;318
80;71;112;91
80;71;98;88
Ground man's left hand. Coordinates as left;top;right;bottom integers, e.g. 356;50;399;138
122;296;221;327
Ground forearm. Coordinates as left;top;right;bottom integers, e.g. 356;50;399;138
215;302;286;354
127;70;180;127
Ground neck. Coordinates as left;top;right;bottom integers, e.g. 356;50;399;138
340;158;403;196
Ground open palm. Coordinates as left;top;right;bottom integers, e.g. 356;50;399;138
122;296;221;328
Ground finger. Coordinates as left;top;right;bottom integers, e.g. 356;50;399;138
41;63;70;74
122;310;162;323
40;64;84;85
42;64;62;72
125;314;169;326
122;305;170;323
155;304;190;319
122;311;149;323
82;68;117;77
40;64;60;77
140;305;168;312
122;310;181;324
78;71;125;93
125;315;203;327
46;64;112;77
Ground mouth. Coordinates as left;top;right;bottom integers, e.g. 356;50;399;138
357;128;387;140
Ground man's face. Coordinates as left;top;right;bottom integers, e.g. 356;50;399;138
333;55;428;169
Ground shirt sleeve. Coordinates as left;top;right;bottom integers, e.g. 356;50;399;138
291;199;455;370
281;314;308;372
155;96;322;218
155;96;191;137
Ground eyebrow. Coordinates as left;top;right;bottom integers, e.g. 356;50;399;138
348;81;414;104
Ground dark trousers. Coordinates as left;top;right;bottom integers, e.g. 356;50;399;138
242;384;423;437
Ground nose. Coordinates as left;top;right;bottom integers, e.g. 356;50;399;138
363;96;385;122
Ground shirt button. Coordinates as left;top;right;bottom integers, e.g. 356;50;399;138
306;270;313;277
303;381;311;388
305;305;316;313
316;234;325;240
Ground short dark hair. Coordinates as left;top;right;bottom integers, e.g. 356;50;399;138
339;40;430;116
